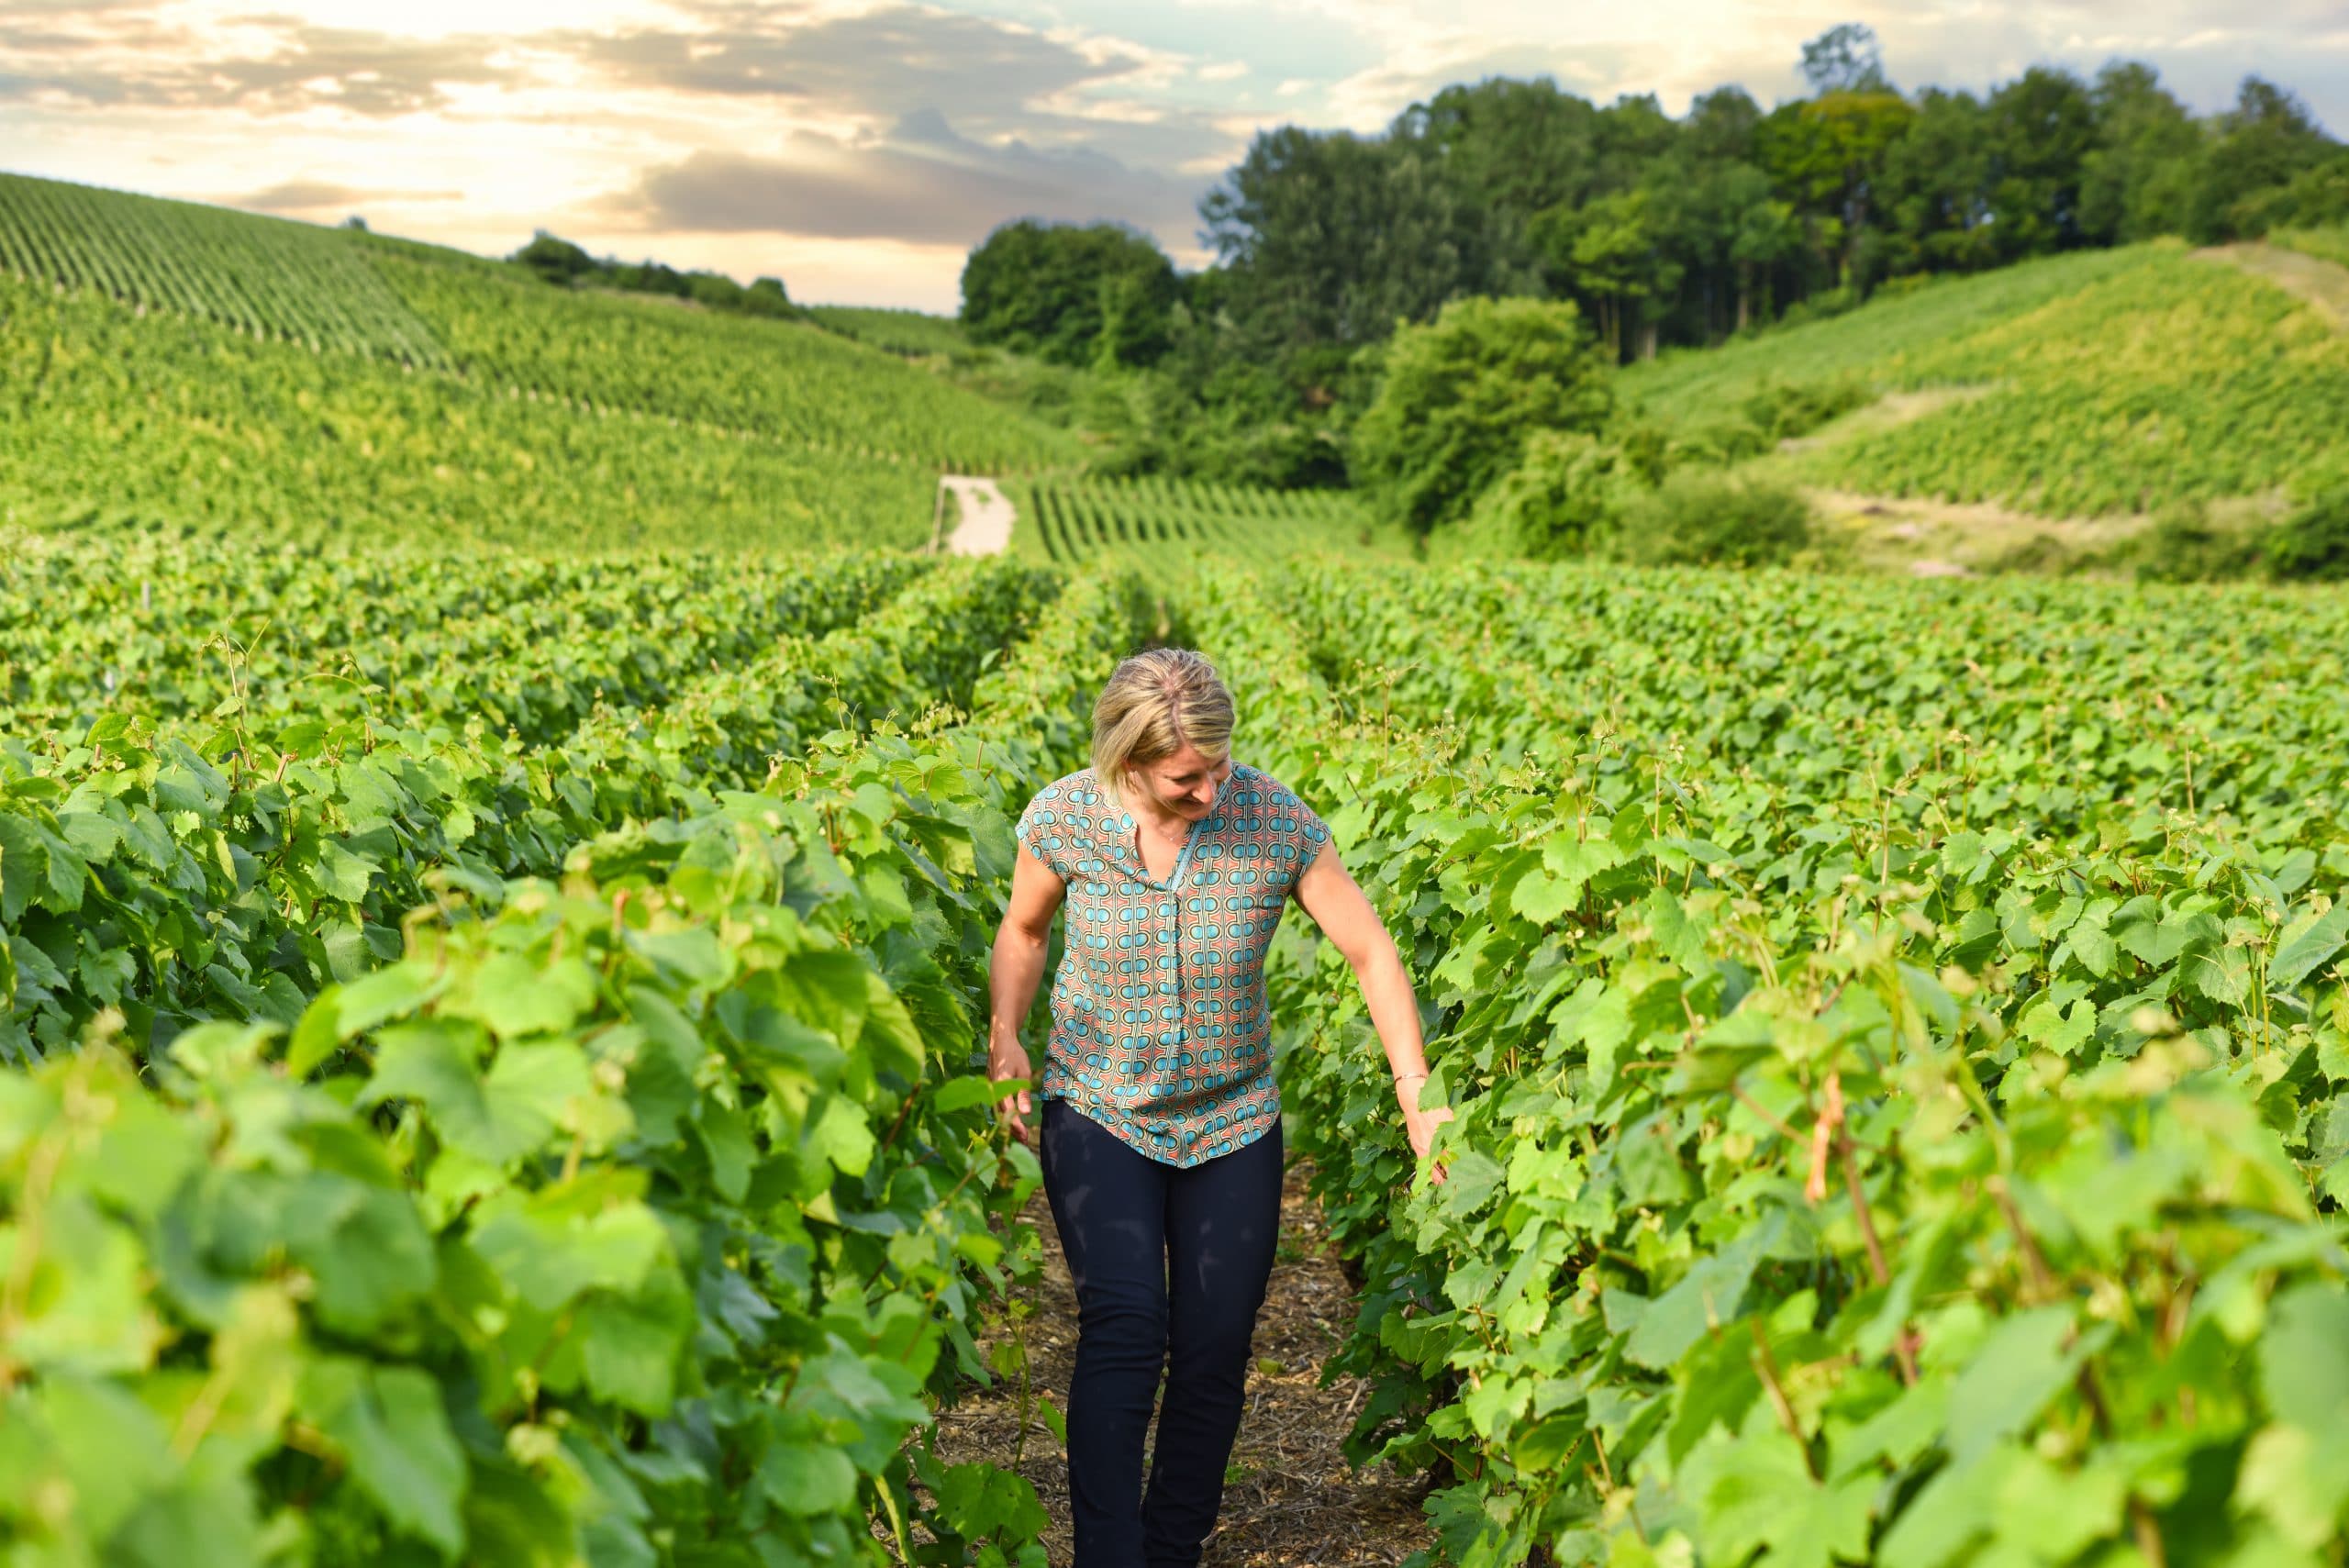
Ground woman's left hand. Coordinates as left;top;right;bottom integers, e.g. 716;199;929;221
1401;1094;1456;1184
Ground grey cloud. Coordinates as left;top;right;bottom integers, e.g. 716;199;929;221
0;16;529;116
563;1;1245;168
573;2;1131;128
612;113;1206;248
224;179;464;213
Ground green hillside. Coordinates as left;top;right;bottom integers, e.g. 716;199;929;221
1622;239;2349;519
807;304;973;359
0;173;1081;550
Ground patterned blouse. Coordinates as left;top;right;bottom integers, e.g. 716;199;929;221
1016;762;1331;1167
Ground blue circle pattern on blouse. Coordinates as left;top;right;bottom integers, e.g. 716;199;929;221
1015;762;1331;1168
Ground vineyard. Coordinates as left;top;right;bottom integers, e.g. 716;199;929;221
1624;240;2349;517
1011;476;1382;564
0;175;1078;550
3;161;2348;1568
0;172;450;367
2277;225;2349;272
4;521;2346;1564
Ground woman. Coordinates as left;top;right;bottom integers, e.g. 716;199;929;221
986;647;1452;1568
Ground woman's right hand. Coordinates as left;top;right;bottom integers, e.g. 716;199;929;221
990;1040;1035;1146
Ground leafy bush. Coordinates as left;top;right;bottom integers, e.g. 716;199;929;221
1615;470;1815;567
1738;376;1869;440
1353;296;1616;534
1664;416;1773;468
2111;504;2269;583
2267;488;2349;581
1462;431;1636;561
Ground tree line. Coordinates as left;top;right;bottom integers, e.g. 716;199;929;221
955;25;2347;487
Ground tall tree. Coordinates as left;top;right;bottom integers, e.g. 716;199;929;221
1200;128;1489;396
1984;66;2098;258
1799;23;1891;95
959;220;1177;369
1759;90;1916;286
2191;77;2341;239
2078;63;2204;244
1876;88;1995;273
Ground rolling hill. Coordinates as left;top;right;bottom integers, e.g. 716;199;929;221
0;172;1081;551
1620;238;2349;562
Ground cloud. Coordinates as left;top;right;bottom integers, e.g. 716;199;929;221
222;178;465;212
561;3;1241;170
0;13;533;116
574;3;1137;128
611;109;1207;250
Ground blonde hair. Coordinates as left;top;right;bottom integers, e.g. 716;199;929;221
1090;649;1235;806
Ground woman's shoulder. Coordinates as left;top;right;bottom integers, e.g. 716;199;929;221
1023;766;1106;815
1229;763;1329;840
1229;761;1295;801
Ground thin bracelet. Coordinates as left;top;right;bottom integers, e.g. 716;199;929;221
1393;1070;1429;1083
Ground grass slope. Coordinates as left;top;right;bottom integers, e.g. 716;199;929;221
806;305;973;359
0;172;1082;550
1626;239;2349;517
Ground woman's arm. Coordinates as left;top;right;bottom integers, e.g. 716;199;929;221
1295;842;1454;1181
988;843;1066;1147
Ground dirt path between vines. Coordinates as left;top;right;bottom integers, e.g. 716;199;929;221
2193;240;2349;328
941;476;1017;555
930;1155;1434;1566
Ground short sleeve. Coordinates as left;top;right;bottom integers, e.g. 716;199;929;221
1016;778;1074;878
1260;773;1331;891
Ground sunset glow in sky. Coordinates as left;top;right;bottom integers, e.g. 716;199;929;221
5;0;2343;310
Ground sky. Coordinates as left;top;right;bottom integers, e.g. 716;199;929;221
3;1;2343;311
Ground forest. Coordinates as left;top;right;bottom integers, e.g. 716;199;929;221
953;25;2349;489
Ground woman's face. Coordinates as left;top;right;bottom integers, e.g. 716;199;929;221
1132;744;1232;820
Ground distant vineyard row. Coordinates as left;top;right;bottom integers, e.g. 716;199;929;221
1012;476;1375;564
0;172;1081;487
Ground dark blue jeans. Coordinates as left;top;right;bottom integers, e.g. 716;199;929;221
1038;1097;1285;1568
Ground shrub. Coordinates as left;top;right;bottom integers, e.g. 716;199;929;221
1353;296;1615;534
1465;431;1635;560
1738;376;1869;441
2112;504;2267;583
2266;488;2349;581
1615;471;1814;567
1664;416;1772;468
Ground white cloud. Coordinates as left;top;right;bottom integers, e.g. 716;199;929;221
0;0;2340;316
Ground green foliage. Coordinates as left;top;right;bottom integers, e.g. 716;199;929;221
0;273;942;551
1629;242;2349;521
960;220;1177;370
512;229;593;284
1187;555;2349;1567
0;186;1085;549
1739;375;1867;440
2105;504;2271;583
512;229;801;321
1015;475;1375;566
0;541;1163;1561
1622;248;2137;422
0;172;447;367
373;250;1077;474
1456;432;1633;561
807;305;973;359
1352;296;1615;533
1615;469;1815;567
2274;223;2349;270
2268;489;2349;582
1802;244;2349;516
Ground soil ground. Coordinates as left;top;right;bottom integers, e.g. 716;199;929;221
941;476;1016;555
928;1156;1435;1566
